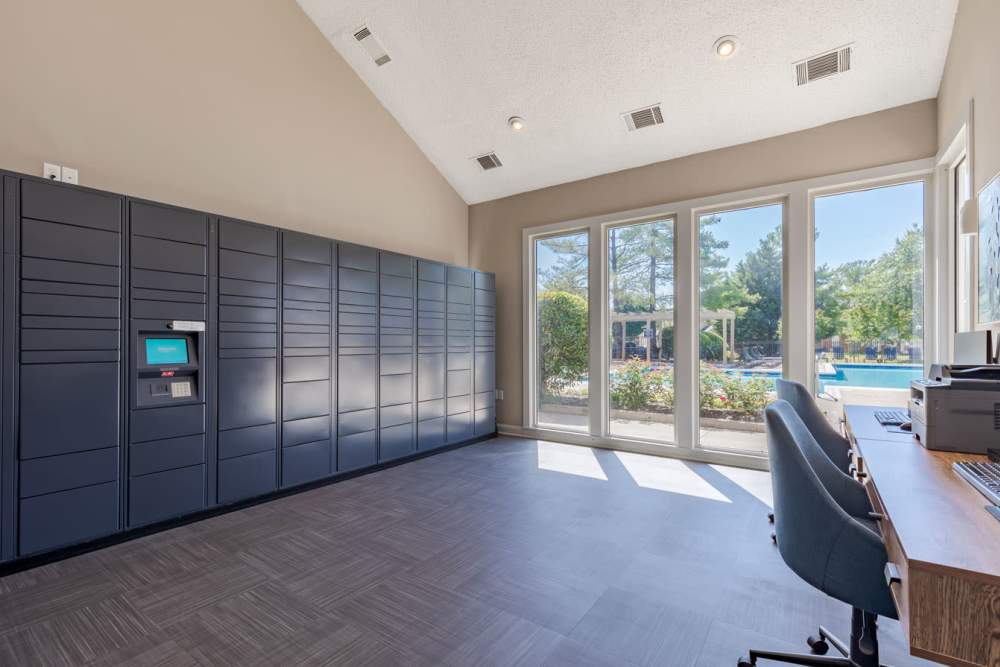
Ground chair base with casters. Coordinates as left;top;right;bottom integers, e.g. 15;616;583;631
738;607;889;667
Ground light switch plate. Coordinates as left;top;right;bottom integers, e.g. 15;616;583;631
43;163;61;181
61;166;78;185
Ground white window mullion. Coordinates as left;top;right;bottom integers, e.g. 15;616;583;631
588;222;605;438
786;190;810;387
673;206;697;450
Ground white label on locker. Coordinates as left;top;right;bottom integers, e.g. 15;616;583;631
170;320;205;332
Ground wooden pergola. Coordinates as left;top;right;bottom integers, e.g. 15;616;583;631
610;308;736;362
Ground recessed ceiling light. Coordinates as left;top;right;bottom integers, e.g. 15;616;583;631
508;116;525;132
714;36;739;59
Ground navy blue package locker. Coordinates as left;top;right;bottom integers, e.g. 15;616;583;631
16;179;124;556
474;271;496;436
1;175;11;561
378;252;416;462
127;200;210;527
336;243;379;471
446;267;474;444
416;260;447;450
280;231;334;487
216;218;279;503
0;168;497;565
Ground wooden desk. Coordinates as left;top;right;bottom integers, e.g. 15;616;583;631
844;405;1000;667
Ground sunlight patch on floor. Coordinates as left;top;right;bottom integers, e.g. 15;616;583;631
536;441;608;480
614;451;730;502
710;464;773;508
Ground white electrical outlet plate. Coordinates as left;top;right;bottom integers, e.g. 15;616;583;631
43;163;61;181
61;166;78;185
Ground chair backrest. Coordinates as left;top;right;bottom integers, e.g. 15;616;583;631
775;379;851;472
765;401;897;618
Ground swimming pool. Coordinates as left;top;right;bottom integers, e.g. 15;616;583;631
819;363;922;391
728;363;922;391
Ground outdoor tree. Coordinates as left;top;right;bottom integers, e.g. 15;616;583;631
814;263;846;340
730;225;782;343
536;234;588;298
844;225;923;343
537;290;588;394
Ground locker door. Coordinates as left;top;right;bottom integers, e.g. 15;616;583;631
446;266;474;444
337;243;378;471
379;252;415;462
17;180;123;556
216;218;278;504
474;272;496;436
417;260;446;450
281;231;333;487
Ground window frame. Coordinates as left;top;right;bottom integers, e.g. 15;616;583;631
692;197;788;456
805;172;936;388
603;215;680;446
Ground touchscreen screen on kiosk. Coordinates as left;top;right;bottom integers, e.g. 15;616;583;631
145;338;188;365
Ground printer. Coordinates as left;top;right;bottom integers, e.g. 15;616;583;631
909;364;1000;454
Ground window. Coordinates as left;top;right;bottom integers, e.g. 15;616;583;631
813;182;925;408
523;160;934;468
607;218;675;443
698;204;783;456
533;231;589;432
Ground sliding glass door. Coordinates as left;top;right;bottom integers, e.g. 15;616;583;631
698;204;783;456
533;231;589;432
606;218;675;444
813;181;925;409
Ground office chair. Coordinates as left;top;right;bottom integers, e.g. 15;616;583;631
775;379;852;473
738;401;898;667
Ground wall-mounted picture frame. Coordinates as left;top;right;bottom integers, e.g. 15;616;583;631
978;170;1000;327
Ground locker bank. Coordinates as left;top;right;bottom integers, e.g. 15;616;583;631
0;172;496;563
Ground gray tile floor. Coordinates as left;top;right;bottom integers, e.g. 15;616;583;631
0;437;936;665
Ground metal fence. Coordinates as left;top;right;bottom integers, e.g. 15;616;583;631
815;339;922;363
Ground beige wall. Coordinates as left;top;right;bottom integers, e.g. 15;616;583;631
938;0;1000;193
0;0;468;265
470;100;938;426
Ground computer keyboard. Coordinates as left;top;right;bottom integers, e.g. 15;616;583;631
874;408;909;426
953;461;1000;507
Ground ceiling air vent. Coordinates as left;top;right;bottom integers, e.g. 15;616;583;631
353;25;391;67
622;104;664;132
474;152;503;171
795;45;852;86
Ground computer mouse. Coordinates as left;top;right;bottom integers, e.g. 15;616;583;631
899;421;912;432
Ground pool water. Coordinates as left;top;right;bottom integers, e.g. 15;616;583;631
728;363;922;391
819;363;922;391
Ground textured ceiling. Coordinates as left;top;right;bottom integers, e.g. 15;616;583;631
298;0;958;204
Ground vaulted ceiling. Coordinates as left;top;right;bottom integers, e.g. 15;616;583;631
298;0;958;204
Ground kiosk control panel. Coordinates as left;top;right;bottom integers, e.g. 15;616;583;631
135;328;202;407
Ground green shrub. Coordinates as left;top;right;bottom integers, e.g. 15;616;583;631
610;358;670;410
538;290;589;393
698;365;773;416
699;330;724;361
722;376;772;416
699;365;726;409
659;329;724;361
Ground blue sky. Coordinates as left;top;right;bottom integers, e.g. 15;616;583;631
710;181;924;268
536;181;925;278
